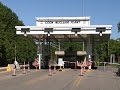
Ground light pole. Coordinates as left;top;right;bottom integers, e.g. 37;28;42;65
21;28;30;73
21;28;30;36
44;28;53;67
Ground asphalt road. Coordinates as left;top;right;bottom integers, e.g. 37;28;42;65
0;67;120;90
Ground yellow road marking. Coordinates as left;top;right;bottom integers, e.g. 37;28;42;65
72;69;92;88
72;76;83;88
73;76;80;87
76;77;82;87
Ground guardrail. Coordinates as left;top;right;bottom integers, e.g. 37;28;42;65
20;64;29;68
109;63;120;65
97;62;120;65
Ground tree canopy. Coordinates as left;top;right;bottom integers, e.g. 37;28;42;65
0;2;37;66
95;39;120;62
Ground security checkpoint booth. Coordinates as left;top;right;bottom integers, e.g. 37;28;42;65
15;16;112;69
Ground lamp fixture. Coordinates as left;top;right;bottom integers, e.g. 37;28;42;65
24;32;27;36
99;31;102;36
71;28;81;36
75;31;78;36
48;32;50;36
21;28;30;37
96;27;106;37
44;28;53;37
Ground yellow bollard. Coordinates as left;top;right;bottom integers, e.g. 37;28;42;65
59;66;62;71
7;64;11;72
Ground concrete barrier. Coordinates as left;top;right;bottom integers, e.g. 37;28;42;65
0;64;15;73
0;67;7;72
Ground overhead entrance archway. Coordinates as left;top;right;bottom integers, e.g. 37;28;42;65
15;17;112;69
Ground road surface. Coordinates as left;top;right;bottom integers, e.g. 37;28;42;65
0;67;120;90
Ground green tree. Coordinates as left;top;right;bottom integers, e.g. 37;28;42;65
49;41;83;62
95;39;120;63
95;42;108;62
0;2;37;66
16;36;37;64
61;42;83;51
109;39;120;56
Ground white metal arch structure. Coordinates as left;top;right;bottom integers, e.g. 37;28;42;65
16;17;111;36
15;17;112;42
15;16;112;65
15;25;111;35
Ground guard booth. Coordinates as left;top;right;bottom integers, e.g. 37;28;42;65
15;16;112;69
55;51;86;69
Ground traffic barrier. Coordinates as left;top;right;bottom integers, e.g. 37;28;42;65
12;65;16;76
23;61;26;74
32;59;39;71
53;65;56;74
20;64;29;68
83;66;86;74
80;66;84;76
88;65;91;70
103;62;106;71
116;68;120;76
35;66;38;71
75;62;77;71
87;61;92;70
28;61;30;72
0;67;7;72
48;65;52;76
